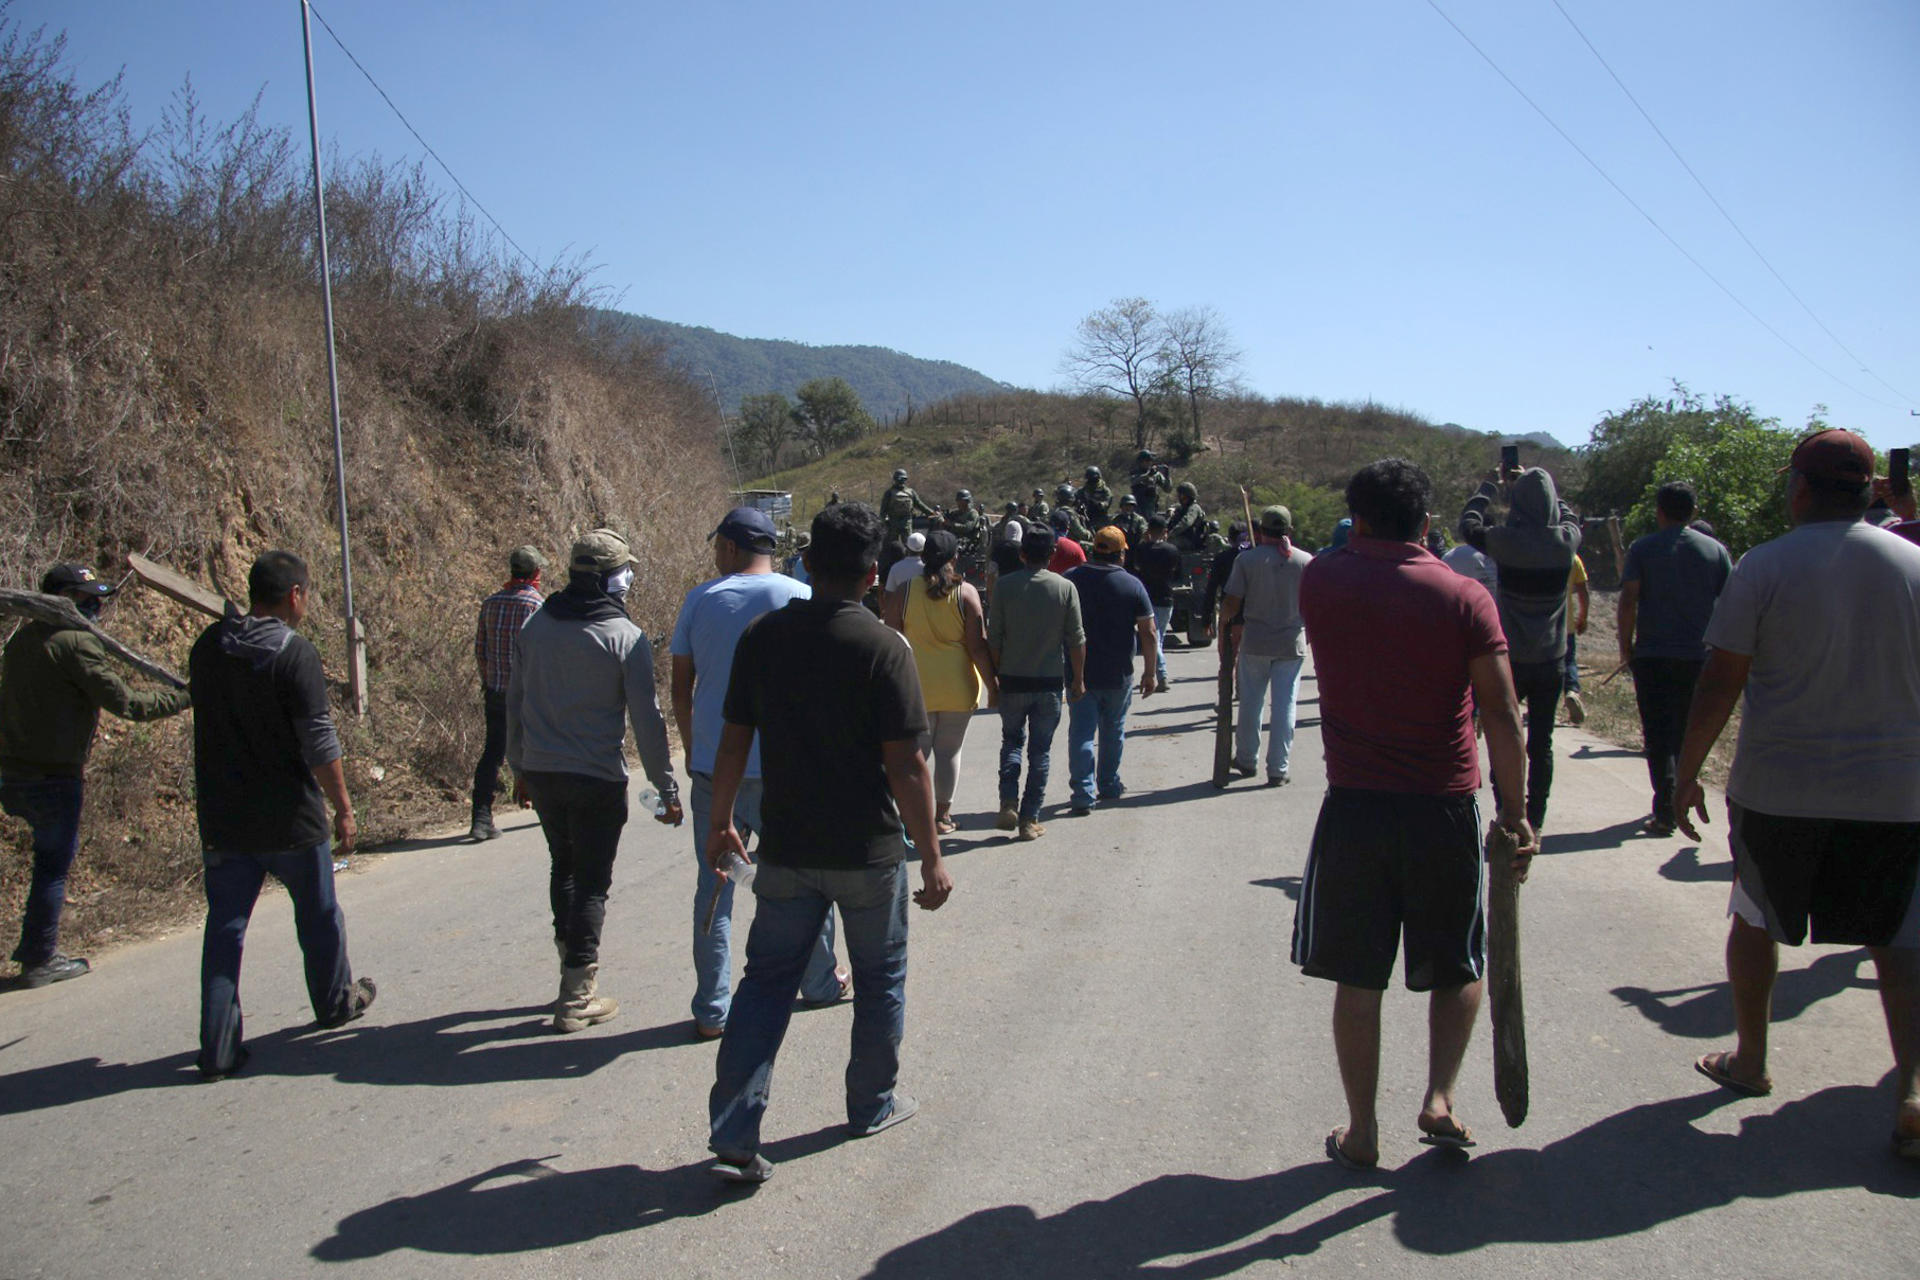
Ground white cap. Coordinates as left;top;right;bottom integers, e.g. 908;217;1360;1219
1003;520;1023;541
906;531;926;553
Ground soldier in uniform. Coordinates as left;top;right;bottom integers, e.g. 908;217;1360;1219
1058;501;1094;545
1128;450;1171;514
1203;520;1228;555
945;489;986;548
1027;488;1051;525
1168;481;1209;553
880;468;937;542
1113;493;1151;558
1078;466;1115;526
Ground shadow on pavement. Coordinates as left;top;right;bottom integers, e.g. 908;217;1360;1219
860;1085;1917;1277
1538;818;1645;857
1659;845;1732;883
1611;949;1874;1039
310;1124;850;1258
1570;743;1642;761
0;1006;693;1116
1250;875;1301;901
1108;780;1223;811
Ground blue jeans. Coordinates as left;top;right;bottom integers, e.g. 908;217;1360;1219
199;839;355;1075
1;775;85;967
1151;605;1173;682
688;771;842;1030
1234;652;1304;779
1564;632;1581;693
1068;685;1132;808
709;860;910;1159
998;689;1062;821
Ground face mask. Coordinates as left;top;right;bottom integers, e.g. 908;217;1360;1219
603;567;634;598
77;595;105;620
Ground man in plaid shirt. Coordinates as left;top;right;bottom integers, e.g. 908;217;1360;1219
471;546;546;841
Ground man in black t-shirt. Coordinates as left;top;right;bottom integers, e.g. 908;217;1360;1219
704;502;953;1183
188;550;375;1080
1134;516;1183;686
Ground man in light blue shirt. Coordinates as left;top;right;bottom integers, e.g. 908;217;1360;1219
672;507;846;1038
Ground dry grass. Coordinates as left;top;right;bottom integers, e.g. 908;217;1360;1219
1575;589;1737;789
0;23;727;975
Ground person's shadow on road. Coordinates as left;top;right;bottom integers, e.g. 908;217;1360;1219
858;1083;1917;1278
309;1125;849;1258
1611;949;1875;1039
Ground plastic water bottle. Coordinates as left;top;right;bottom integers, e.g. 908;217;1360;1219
718;848;756;888
637;786;666;817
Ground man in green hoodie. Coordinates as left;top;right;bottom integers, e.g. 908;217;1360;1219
1;564;191;988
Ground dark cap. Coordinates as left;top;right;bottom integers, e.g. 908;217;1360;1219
921;529;958;572
1022;526;1058;559
40;563;115;597
1259;505;1293;536
508;545;546;577
709;505;779;553
1782;428;1873;486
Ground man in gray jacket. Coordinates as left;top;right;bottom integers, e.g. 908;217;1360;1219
508;528;681;1032
1461;466;1581;831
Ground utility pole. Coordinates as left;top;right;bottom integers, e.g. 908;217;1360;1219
300;0;367;715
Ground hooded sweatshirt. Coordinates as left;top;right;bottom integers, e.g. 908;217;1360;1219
505;580;677;799
189;612;339;855
1461;468;1582;665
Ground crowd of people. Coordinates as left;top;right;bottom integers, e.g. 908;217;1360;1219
2;428;1916;1177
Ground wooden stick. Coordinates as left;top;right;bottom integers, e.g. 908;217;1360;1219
0;589;188;690
1486;822;1530;1127
127;551;230;619
1598;660;1631;687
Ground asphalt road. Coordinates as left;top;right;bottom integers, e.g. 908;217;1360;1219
1;644;1914;1278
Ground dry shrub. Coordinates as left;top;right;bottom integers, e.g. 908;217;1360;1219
0;18;729;969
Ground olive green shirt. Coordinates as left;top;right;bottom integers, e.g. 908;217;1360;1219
0;622;191;777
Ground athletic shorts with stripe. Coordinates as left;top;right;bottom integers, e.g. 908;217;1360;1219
1727;802;1920;949
1291;787;1486;992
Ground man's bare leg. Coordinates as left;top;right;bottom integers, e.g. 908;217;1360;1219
1420;980;1483;1139
1331;984;1383;1165
1705;916;1777;1091
1868;946;1920;1143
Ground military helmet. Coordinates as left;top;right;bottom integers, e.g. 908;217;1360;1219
1003;500;1020;514
1085;465;1101;481
957;489;972;503
1121;493;1138;507
1032;488;1045;498
1137;449;1154;461
1056;483;1074;499
893;468;908;484
1177;481;1197;500
1205;520;1219;533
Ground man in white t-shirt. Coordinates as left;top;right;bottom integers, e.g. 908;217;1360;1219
1673;430;1920;1159
671;506;846;1039
1220;505;1315;785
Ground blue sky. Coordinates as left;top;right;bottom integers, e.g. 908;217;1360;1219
18;1;1920;450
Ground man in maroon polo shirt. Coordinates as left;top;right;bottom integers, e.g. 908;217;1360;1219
1293;458;1536;1170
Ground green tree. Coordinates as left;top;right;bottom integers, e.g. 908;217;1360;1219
1626;421;1800;558
791;377;873;457
735;391;792;476
1576;384;1772;518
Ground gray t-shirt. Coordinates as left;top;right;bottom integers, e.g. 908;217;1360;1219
1224;542;1314;658
1623;525;1732;661
1703;520;1920;822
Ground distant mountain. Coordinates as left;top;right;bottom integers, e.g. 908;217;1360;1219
593;311;1009;423
1434;422;1569;452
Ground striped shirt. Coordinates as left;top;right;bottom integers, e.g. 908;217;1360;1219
474;581;543;692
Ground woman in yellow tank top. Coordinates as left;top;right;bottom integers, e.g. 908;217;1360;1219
884;530;998;833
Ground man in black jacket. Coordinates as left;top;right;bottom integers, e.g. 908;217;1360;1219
189;550;374;1080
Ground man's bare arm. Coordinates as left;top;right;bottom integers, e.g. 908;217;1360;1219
1616;580;1641;668
1468;652;1535;873
311;757;356;853
882;738;951;910
1674;648;1752;840
670;654;696;772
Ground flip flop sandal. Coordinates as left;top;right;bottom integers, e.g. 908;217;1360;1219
708;1154;774;1184
1695;1053;1772;1098
1325;1128;1376;1171
1417;1119;1477;1150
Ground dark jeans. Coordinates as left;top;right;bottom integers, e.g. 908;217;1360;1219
523;770;628;968
1564;632;1580;693
1496;659;1564;828
709;861;910;1159
470;688;509;811
1;775;85;967
199;839;355;1075
998;690;1063;821
1632;657;1704;827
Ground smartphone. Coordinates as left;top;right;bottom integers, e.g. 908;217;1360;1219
1892;447;1911;498
1500;444;1520;472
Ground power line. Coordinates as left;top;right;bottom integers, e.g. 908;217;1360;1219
1550;0;1916;408
1421;0;1896;409
305;2;544;275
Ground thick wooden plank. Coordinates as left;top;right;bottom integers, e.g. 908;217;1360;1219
1211;627;1235;789
1486;822;1530;1127
127;551;230;619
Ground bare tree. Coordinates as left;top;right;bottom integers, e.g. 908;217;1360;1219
736;392;792;476
1160;305;1243;442
1061;296;1165;451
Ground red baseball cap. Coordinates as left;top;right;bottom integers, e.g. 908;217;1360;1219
1780;428;1873;485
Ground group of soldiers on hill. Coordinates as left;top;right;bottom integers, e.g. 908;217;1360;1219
873;450;1223;562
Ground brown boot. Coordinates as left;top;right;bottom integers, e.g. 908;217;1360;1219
554;963;619;1033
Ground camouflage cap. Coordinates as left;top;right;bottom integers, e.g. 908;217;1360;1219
570;528;637;576
1259;505;1293;535
508;545;546;577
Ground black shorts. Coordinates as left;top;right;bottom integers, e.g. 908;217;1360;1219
1291;787;1485;991
1727;803;1920;948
